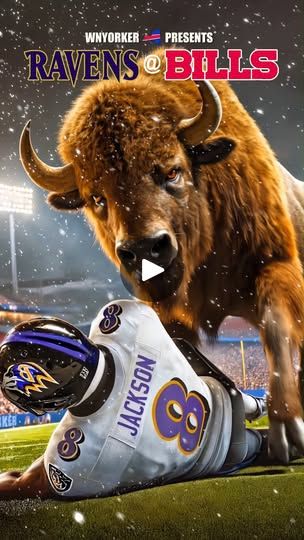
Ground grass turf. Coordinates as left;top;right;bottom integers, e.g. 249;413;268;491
0;423;303;539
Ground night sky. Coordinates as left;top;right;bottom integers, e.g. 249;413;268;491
0;0;303;298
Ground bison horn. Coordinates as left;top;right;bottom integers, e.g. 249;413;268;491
178;80;222;146
19;120;77;193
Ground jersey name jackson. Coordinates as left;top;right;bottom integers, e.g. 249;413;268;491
116;354;156;442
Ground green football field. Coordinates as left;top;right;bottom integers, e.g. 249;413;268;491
0;423;304;540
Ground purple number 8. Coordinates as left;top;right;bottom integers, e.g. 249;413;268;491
57;427;84;461
152;378;210;455
99;304;122;334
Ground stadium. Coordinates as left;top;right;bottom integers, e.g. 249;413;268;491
1;0;304;537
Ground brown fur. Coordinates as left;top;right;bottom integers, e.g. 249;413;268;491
46;49;304;439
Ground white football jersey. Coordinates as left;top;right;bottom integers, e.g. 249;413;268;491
44;300;232;498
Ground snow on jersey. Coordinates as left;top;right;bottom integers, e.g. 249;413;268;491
44;300;232;498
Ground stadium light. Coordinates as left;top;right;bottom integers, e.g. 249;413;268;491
0;184;33;295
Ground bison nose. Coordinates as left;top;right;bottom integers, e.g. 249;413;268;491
116;232;176;273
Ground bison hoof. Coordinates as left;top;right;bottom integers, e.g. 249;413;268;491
268;417;304;464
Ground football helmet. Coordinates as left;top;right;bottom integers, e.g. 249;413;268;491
0;317;100;415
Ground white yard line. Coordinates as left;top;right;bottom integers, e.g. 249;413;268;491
0;440;31;444
0;443;46;450
0;423;57;434
0;439;48;445
0;453;39;461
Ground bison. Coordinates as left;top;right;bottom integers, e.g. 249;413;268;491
20;49;304;463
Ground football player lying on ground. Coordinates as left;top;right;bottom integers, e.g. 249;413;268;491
0;299;285;500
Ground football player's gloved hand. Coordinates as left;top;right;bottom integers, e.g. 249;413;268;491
0;318;100;416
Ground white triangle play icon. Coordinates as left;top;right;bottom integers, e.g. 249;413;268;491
141;259;165;282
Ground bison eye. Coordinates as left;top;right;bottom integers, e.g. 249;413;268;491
93;195;107;209
165;168;182;186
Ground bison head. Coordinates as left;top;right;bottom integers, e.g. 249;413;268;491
20;78;235;307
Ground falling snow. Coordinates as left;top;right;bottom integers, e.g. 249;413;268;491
0;0;302;329
73;510;85;524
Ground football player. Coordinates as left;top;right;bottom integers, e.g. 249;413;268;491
0;299;269;499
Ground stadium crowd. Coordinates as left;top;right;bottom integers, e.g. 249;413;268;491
203;342;268;389
0;395;21;415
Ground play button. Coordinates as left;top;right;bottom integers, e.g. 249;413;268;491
119;249;184;302
142;259;164;281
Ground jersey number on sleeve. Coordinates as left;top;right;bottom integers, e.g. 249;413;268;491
152;378;210;455
57;427;85;461
99;304;122;334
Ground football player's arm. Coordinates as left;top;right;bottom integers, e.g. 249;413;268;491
0;456;52;499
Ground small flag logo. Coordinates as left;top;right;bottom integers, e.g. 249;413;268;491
142;29;161;44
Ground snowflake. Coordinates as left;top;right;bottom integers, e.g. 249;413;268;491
73;511;85;525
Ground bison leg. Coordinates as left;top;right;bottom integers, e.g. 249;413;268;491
299;345;304;409
260;307;304;462
257;261;304;463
